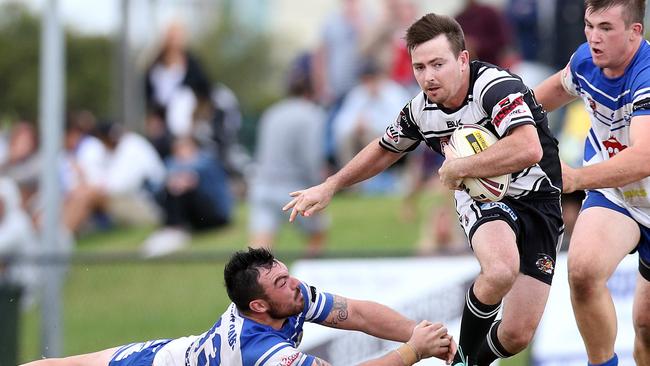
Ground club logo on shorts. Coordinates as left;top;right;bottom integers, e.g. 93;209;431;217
536;254;555;275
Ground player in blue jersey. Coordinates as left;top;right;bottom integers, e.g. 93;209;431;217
535;1;650;365
285;12;564;366
21;247;456;366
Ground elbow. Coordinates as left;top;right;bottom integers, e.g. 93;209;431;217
521;143;543;167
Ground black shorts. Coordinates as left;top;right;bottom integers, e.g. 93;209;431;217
457;196;564;285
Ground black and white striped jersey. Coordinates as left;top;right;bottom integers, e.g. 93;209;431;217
380;60;562;200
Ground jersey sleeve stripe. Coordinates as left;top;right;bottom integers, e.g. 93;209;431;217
633;86;650;99
254;342;292;366
478;76;520;103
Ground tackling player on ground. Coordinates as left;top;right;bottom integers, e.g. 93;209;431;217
284;13;563;366
21;248;456;366
535;0;650;365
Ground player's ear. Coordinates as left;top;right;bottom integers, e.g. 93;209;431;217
249;299;269;313
631;22;643;38
459;50;470;70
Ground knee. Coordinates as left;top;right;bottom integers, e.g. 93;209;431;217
567;259;604;300
499;324;534;353
635;315;650;347
482;263;518;291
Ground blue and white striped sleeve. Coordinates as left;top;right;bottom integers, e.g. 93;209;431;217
298;282;334;324
631;68;650;117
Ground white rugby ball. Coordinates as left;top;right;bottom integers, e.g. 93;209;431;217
449;124;510;203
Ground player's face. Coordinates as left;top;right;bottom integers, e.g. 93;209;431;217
258;261;304;319
584;5;641;72
411;35;469;108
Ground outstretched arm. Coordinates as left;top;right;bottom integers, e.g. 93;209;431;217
317;295;455;365
303;320;455;366
534;70;576;112
321;295;416;342
283;139;402;221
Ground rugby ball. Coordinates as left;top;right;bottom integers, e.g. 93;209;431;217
449;124;510;202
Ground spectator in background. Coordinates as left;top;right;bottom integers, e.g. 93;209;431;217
144;21;212;155
364;0;420;94
0;122;40;212
248;53;328;257
313;0;371;169
96;122;165;227
455;0;512;67
0;178;40;309
142;137;233;257
332;58;410;194
60;113;108;233
63;122;165;234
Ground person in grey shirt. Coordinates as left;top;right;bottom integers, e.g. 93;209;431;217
248;53;329;257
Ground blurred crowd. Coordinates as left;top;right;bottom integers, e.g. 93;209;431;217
0;0;591;307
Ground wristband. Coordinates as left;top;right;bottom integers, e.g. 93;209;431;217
395;342;420;365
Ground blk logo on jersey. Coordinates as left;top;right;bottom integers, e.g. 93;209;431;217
602;136;627;158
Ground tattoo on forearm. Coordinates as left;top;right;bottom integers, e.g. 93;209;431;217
323;296;349;326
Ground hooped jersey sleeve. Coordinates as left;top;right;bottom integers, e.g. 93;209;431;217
478;74;536;137
379;99;425;153
299;282;334;323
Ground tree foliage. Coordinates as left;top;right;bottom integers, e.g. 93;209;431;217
0;3;112;123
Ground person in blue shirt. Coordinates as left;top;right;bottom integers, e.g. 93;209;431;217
22;247;456;366
535;1;650;365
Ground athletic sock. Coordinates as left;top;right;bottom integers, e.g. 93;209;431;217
453;283;502;364
588;353;618;366
475;320;515;365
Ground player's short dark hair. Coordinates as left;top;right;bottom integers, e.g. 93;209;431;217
405;13;466;56
224;247;276;311
585;0;646;27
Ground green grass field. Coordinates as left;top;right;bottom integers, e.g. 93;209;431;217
18;193;529;365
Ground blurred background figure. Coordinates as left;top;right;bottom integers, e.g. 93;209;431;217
333;58;410;167
364;0;420;94
144;21;246;194
0;178;40;309
0;122;40;215
63;122;165;235
248;53;328;257
144;21;212;145
60;111;108;233
455;0;512;67
143;136;233;257
332;58;410;194
313;0;372;171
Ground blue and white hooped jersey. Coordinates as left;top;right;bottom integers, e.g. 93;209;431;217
182;281;334;366
562;40;650;227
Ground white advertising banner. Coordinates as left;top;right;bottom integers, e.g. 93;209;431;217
292;256;479;365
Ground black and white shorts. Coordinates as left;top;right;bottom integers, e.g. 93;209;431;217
456;194;564;285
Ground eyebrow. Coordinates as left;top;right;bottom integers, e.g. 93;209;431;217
273;274;288;287
585;19;614;27
413;57;445;66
